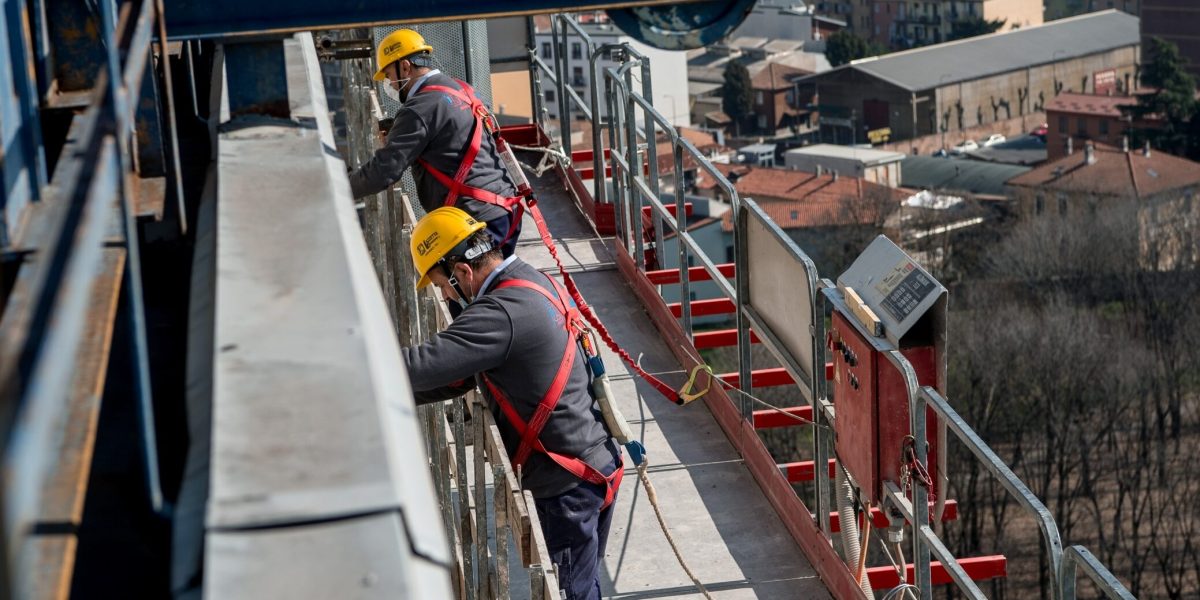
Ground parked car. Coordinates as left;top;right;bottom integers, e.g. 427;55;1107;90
951;140;978;154
982;134;1006;147
1031;123;1048;140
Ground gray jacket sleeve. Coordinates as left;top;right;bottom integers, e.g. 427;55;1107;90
348;106;433;199
402;297;513;403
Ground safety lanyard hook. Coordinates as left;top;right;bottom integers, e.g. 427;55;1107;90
678;364;713;405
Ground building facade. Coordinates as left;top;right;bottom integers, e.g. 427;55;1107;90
795;11;1140;144
534;16;690;127
1142;0;1200;82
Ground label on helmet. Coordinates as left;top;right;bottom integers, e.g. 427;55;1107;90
416;231;440;256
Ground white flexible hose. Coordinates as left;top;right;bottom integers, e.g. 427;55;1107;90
836;468;876;599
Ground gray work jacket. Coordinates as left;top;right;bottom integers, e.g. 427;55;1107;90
349;72;517;223
401;259;617;498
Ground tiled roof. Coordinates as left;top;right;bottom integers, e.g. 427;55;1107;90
750;62;809;90
1006;143;1200;198
694;164;908;231
1046;93;1137;118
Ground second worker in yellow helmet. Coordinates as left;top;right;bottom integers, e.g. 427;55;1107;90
348;29;524;258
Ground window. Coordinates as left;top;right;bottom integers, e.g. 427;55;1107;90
541;42;552;59
757;114;768;129
755;91;764;105
572;66;584;86
790;210;800;220
786;89;796;106
1077;117;1087;137
545;89;555;103
1099;119;1109;136
1057;193;1068;216
1058;115;1068;133
571;42;582;60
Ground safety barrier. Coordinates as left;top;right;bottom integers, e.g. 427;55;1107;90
340;34;560;600
530;13;1135;600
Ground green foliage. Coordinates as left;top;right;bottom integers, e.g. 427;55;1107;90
946;17;1006;42
1123;38;1199;159
826;30;884;68
721;61;754;135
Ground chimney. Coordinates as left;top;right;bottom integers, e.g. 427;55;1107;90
1066;137;1074;155
1084;142;1096;165
816;164;823;176
1143;141;1151;158
1122;136;1129;153
832;170;839;182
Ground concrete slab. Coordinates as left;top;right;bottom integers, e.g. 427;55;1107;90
513;168;832;599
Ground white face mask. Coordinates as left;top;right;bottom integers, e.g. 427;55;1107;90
382;78;408;103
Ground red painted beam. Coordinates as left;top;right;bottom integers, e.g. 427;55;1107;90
719;367;794;389
642;202;693;220
866;555;1007;589
693;329;761;349
575;166;611;180
780;459;837;483
571;147;611;163
753;405;814;429
827;500;959;533
668;298;735;317
645;263;736;285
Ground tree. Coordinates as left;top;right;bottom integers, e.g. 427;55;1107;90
721;61;754;137
947;17;1006;42
1123;37;1198;159
825;30;884;68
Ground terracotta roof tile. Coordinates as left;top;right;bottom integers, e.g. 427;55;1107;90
694;163;907;231
1006;143;1200;198
1046;92;1137;118
750;63;809;90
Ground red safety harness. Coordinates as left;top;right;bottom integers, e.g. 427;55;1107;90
414;79;524;248
481;274;624;509
418;78;691;407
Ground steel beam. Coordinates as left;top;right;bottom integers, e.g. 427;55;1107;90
1;0;48;246
223;40;289;118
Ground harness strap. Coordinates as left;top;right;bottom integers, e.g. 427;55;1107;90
481;274;624;509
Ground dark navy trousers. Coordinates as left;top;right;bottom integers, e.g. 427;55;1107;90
533;457;619;600
484;210;521;258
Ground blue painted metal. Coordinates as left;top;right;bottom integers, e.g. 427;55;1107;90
161;0;685;39
605;0;757;50
1;0;48;247
224;40;290;118
44;0;106;93
99;0;166;516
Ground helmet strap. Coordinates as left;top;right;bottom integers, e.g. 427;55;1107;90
440;261;472;311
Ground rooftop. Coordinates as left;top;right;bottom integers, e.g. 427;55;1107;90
901;156;1032;197
694;163;909;231
751;62;810;90
785;144;905;164
798;10;1140;92
1047;92;1138;117
1006;143;1200;198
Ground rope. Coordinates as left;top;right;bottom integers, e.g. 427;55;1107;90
636;459;713;599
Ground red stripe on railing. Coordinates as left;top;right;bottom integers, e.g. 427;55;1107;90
753;405;813;428
780;459;838;483
828;501;959;533
645;263;736;285
718;367;793;389
571;147;610;163
866;555;1007;589
693;329;761;349
641;203;692;220
668;298;735;317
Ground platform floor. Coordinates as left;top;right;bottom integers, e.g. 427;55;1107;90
500;165;832;599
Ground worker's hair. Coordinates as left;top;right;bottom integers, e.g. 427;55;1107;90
446;229;501;272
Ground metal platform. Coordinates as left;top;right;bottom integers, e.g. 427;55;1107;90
511;162;832;599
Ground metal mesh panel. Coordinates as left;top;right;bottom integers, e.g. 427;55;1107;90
372;21;493;216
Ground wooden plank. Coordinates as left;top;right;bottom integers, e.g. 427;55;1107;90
841;286;882;337
523;490;560;599
30;249;126;600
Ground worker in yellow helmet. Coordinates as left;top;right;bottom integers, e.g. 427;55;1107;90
404;207;622;600
348;29;524;260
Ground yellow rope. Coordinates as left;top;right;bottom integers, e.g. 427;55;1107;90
636;459;713;599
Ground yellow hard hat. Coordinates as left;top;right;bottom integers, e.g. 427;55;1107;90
373;29;434;82
411;206;488;288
